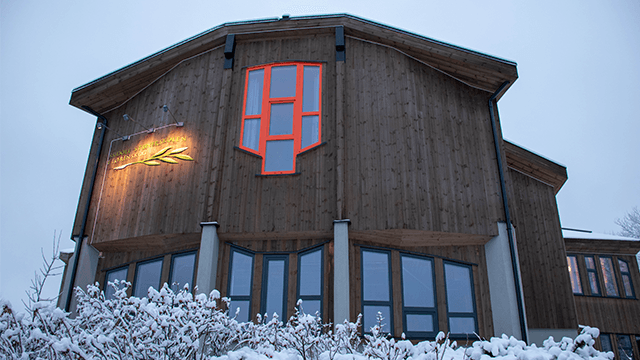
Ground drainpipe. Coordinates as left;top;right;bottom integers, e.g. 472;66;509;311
64;106;107;312
488;82;528;343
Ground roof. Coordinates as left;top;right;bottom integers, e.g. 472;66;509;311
563;228;640;255
504;140;568;194
69;14;519;115
562;229;639;242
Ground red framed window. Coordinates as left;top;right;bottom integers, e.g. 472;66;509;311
239;62;322;174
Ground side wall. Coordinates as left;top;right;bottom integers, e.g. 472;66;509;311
507;169;578;330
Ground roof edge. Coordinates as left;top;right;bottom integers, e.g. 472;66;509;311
72;13;517;95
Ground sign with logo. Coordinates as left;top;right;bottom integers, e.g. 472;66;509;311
109;133;194;171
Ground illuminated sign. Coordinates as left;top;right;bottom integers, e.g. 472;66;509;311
109;134;194;171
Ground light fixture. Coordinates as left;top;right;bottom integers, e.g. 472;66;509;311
97;122;130;141
123;114;154;133
162;105;184;127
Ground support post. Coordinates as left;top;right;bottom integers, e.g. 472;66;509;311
485;222;527;339
333;219;351;324
196;222;220;296
60;236;99;314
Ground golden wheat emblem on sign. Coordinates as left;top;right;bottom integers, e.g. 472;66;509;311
114;146;194;170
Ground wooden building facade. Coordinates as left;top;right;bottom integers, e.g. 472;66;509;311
57;14;634;347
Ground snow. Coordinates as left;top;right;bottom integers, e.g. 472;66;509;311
0;283;614;360
562;229;639;241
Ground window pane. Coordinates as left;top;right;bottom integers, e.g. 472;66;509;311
363;305;391;333
229;300;251;323
449;317;475;334
619;259;629;273
444;263;474;313
600;334;613;352
245;69;264;115
585;256;596;270
270;65;296;98
105;267;128;300
133;259;163;298
264;259;286;319
589;272;601;295
567;256;582;294
230;251;253;296
402;256;434;307
269;103;294;135
362;251;390;301
617;334;634;360
405;314;434;332
302;66;320;112
169;252;196;293
600;257;619;296
264;140;294;172
299;249;321;296
301;115;319;148
300;300;321;316
242;118;260;151
622;274;634;298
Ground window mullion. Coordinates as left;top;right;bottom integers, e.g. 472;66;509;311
259;66;272;162
293;64;304;156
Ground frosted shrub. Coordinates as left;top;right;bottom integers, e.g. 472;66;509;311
0;283;616;360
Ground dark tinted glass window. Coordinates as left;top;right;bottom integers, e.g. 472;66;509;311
133;258;163;298
169;252;196;293
105;266;128;300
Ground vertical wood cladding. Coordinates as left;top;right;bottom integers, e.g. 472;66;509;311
572;254;640;335
74;32;506;247
507;169;578;329
342;38;503;236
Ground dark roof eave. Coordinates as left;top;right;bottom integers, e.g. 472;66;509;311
70;13;518;114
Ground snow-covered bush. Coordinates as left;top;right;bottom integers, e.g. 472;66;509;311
0;282;615;360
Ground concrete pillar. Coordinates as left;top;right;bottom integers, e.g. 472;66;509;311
196;222;220;296
484;222;527;339
59;236;99;314
333;219;351;324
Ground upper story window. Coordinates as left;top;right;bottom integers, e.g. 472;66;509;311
566;253;636;299
567;255;583;294
240;62;322;174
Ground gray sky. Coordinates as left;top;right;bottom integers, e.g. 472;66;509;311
1;0;639;310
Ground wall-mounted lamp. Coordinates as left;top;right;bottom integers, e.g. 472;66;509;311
97;122;130;141
162;105;184;127
123;114;154;133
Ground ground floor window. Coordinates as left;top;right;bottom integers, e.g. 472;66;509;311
297;247;323;316
361;249;393;333
443;261;477;336
599;333;639;360
401;254;437;338
228;248;254;322
225;243;326;323
358;246;478;339
105;266;128;300
261;255;288;320
101;249;198;300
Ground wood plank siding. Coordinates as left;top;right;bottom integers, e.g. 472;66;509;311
564;240;640;335
507;168;578;330
74;31;508;249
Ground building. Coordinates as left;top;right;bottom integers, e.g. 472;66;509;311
57;14;638;353
564;229;640;359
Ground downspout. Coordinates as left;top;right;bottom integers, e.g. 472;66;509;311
488;81;528;343
64;106;107;312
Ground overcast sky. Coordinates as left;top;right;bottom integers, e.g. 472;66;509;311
1;0;639;311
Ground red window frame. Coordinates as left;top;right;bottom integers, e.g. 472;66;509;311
239;62;322;175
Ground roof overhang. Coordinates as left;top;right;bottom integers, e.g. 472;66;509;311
504;140;567;194
70;14;518;115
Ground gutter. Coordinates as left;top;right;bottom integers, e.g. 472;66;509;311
64;106;107;312
489;81;529;343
